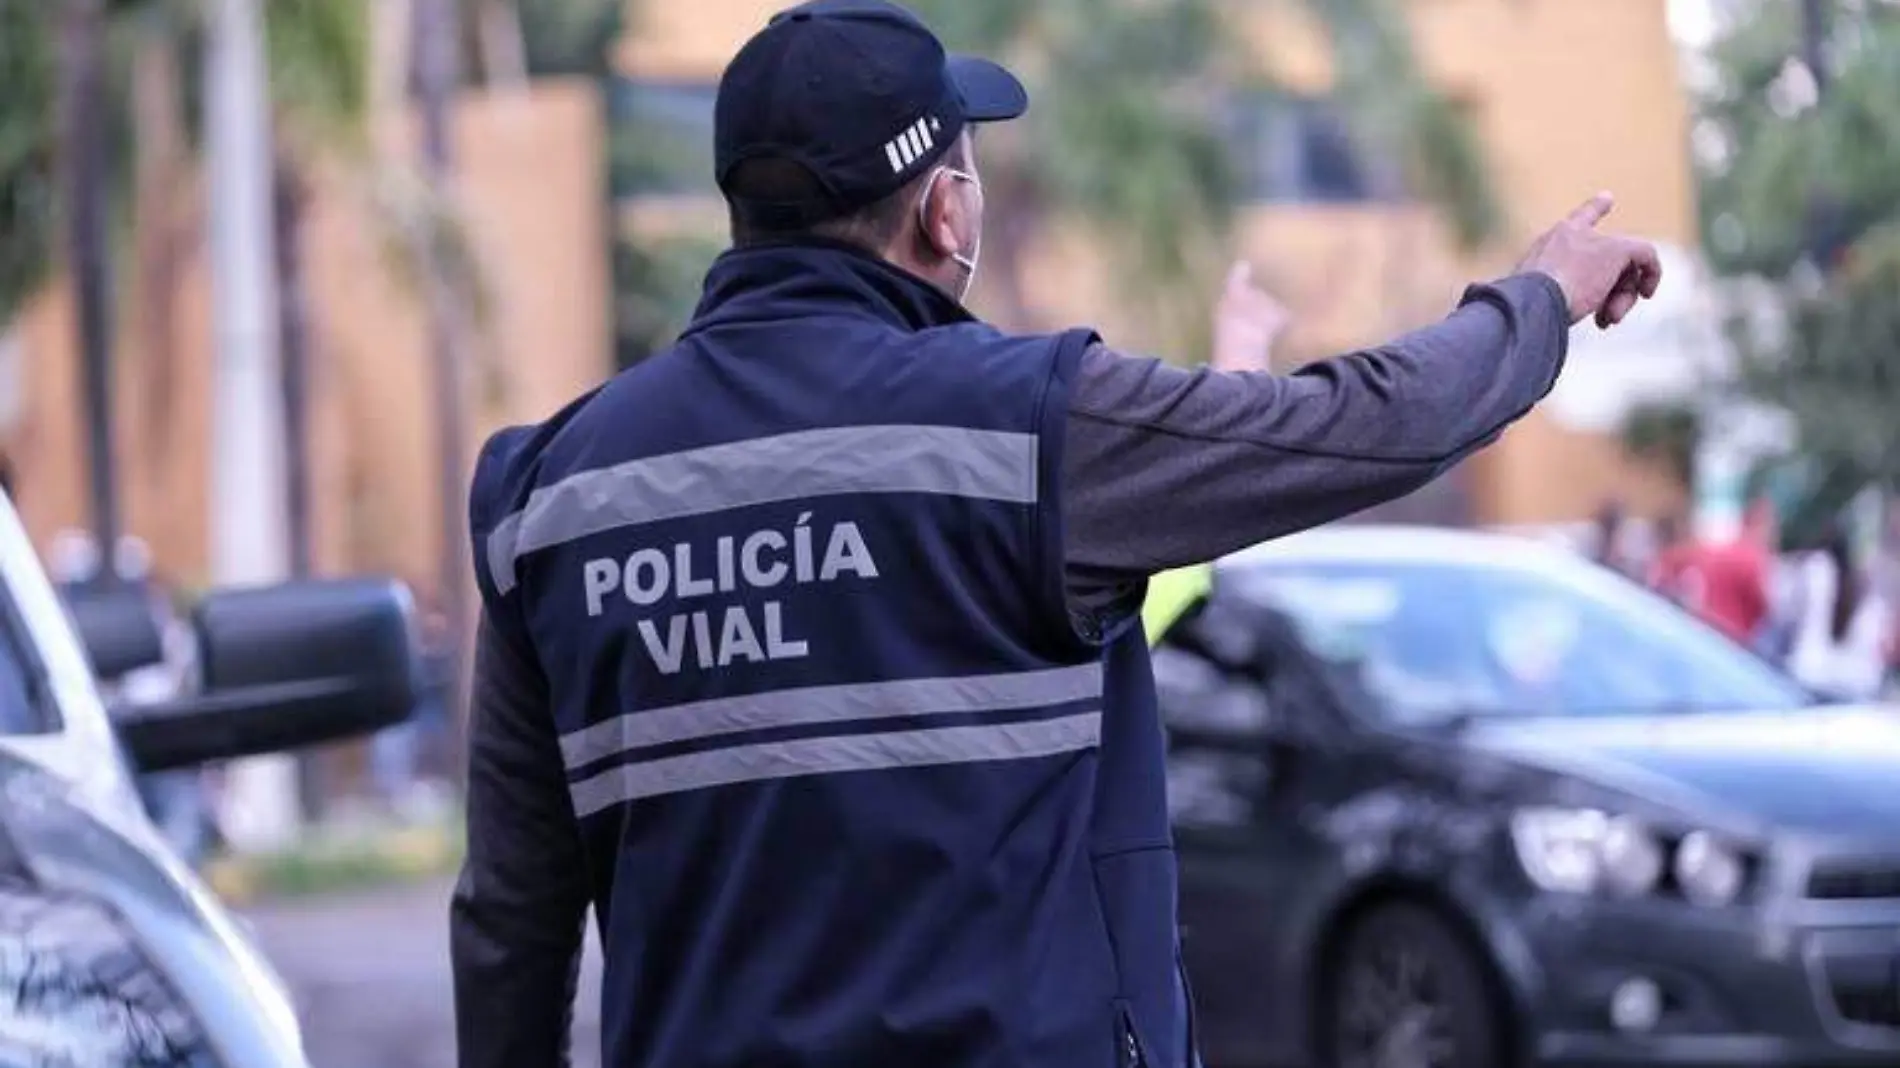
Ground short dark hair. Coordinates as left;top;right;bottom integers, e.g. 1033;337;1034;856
727;136;970;250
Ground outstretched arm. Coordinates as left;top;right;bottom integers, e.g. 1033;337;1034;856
1060;193;1662;624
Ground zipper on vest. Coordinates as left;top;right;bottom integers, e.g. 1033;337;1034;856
1113;1000;1145;1068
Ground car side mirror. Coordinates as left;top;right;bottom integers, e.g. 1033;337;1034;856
61;580;167;681
115;578;421;773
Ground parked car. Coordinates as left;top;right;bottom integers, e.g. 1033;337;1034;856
0;492;417;1066
1158;525;1900;1068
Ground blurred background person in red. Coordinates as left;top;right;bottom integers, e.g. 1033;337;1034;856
1650;497;1776;651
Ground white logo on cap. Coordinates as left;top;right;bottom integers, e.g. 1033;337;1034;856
883;114;938;174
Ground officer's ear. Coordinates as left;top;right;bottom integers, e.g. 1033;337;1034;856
916;167;966;264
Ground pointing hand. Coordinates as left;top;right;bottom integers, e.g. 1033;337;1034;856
1516;192;1663;329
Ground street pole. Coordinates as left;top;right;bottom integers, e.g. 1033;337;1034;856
414;0;475;783
205;0;300;852
57;0;121;576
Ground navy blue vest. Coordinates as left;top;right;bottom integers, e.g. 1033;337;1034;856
469;242;1194;1068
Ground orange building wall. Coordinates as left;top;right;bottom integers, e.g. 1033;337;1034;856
6;81;611;590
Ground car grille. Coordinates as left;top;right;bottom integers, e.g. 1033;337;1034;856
1807;860;1900;901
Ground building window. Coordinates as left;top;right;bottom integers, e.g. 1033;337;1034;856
1226;91;1383;204
609;79;718;197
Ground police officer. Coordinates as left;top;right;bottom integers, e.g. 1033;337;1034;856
451;2;1662;1065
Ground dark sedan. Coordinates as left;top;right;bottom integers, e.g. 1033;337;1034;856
1157;526;1900;1068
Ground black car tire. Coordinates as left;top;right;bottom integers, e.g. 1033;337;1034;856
1316;900;1508;1068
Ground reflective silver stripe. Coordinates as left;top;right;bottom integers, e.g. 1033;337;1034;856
568;711;1101;815
559;663;1104;771
486;510;523;597
485;424;1039;593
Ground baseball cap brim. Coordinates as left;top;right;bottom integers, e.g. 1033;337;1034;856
948;54;1029;123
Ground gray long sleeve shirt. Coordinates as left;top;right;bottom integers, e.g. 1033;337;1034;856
450;271;1571;1066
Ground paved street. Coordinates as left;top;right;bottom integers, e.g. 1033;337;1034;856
244;878;604;1068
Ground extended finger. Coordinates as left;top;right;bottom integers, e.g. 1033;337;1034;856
1604;290;1639;327
1567;191;1616;229
1625;239;1663;297
1599;274;1641;327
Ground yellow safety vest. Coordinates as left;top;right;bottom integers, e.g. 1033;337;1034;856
1141;563;1214;646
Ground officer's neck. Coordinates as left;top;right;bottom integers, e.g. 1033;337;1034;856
695;237;976;333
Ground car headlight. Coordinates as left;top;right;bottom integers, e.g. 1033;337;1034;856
1674;830;1745;907
1510;807;1662;897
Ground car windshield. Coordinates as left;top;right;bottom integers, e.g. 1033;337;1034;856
1227;553;1812;725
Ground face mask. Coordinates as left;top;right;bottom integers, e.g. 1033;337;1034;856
919;165;982;302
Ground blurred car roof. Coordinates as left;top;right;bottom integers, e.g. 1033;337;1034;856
1223;524;1588;572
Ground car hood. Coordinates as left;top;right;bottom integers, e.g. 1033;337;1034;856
1460;706;1900;838
0;748;309;1066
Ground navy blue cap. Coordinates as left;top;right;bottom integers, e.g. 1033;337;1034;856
714;0;1028;229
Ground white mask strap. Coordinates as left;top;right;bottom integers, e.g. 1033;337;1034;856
918;166;981;271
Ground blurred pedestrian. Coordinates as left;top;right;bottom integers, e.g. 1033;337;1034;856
1786;523;1892;702
1651;497;1776;649
369;590;454;820
1646;512;1692;603
1747;498;1806;663
1879;498;1900;693
450;3;1663;1065
1590;498;1642;579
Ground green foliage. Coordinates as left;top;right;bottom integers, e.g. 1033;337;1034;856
1732;224;1900;483
1740;451;1870;552
501;0;710;370
263;0;372;155
1691;0;1900;519
902;0;1236;337
1034;0;1240;273
0;0;375;326
905;0;1499;343
208;812;464;901
1697;0;1900;276
608;82;716;198
613;232;721;369
511;0;623;78
0;0;58;329
1620;399;1702;491
1297;0;1502;248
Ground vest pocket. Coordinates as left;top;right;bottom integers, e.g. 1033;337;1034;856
1112;999;1149;1068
